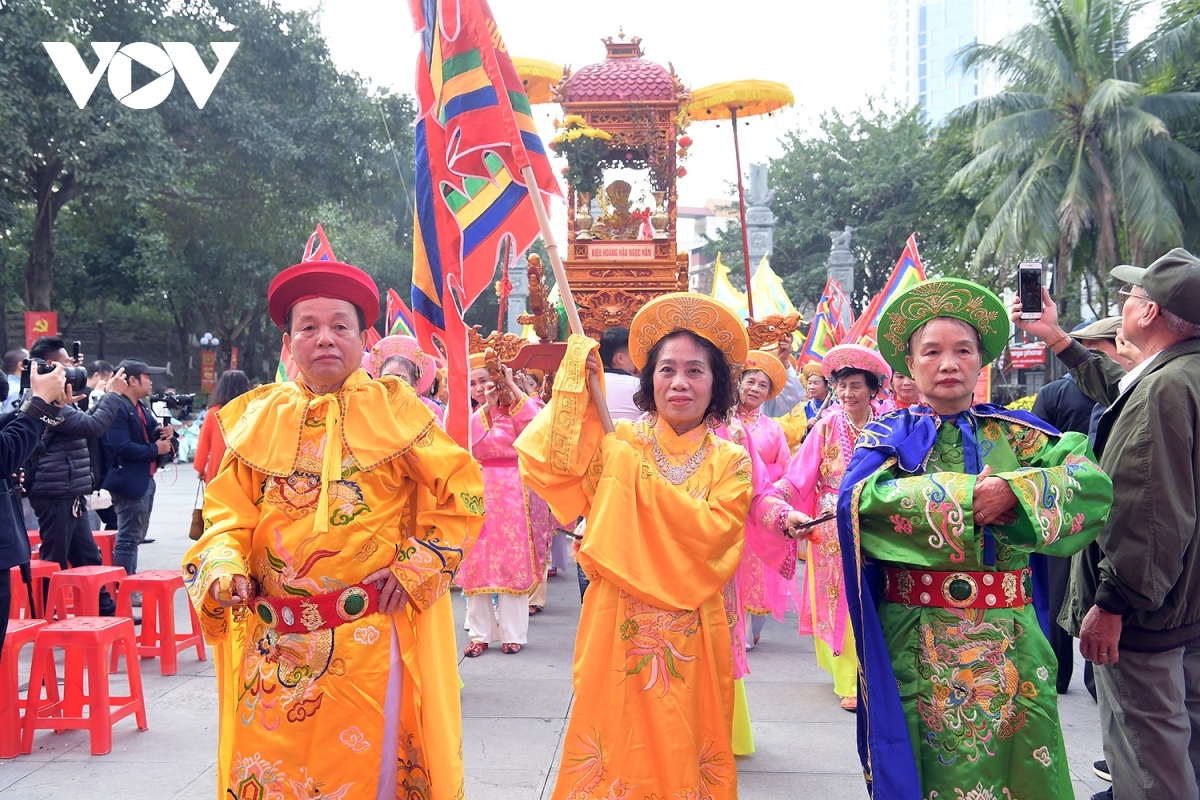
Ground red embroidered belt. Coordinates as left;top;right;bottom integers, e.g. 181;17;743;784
883;567;1032;610
251;583;382;634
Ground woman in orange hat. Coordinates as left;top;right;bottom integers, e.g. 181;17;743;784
753;344;892;712
516;293;752;800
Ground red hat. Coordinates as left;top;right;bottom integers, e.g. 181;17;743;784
268;261;380;330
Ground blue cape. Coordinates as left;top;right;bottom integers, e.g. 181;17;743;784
834;403;1059;798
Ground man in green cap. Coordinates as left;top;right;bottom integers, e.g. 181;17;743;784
1014;247;1200;800
834;277;1113;800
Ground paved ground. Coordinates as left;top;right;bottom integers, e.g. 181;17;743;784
0;470;1110;799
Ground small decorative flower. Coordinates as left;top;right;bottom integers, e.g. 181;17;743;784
1033;745;1051;766
1037;666;1049;682
889;514;914;535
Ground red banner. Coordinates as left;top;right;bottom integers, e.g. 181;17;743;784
1008;344;1046;370
24;312;57;348
229;346;239;371
200;350;217;392
973;366;992;405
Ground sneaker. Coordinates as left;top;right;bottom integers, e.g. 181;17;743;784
140;538;155;544
1093;760;1111;782
1090;789;1112;800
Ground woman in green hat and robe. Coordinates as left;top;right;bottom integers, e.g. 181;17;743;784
833;279;1113;800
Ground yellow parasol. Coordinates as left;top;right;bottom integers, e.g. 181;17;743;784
512;57;565;105
683;80;794;317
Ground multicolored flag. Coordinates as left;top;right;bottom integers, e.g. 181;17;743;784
842;234;927;348
797;278;852;364
385;288;418;339
302;223;336;262
409;0;561;447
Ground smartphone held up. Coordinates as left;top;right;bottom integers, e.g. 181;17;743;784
1018;262;1044;319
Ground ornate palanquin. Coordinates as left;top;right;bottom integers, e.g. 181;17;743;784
552;33;691;336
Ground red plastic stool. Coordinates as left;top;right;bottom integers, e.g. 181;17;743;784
44;565;125;621
0;619;59;758
111;570;205;676
20;617;147;756
92;531;116;567
8;561;60;620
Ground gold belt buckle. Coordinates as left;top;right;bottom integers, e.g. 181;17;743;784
941;572;979;608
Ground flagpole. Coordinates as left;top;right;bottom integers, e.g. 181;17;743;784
521;165;615;434
730;107;755;318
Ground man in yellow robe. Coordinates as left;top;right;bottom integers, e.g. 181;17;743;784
183;259;485;800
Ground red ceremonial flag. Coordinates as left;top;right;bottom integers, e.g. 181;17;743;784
842;234;927;348
409;0;561;447
303;223;337;262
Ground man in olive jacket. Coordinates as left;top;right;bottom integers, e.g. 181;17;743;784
1015;248;1200;800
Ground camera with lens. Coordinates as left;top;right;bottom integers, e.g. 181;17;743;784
149;391;196;420
20;358;88;394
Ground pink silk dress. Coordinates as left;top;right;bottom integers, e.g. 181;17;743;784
751;408;860;654
735;408;793;619
457;397;551;595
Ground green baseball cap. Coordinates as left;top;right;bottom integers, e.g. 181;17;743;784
877;278;1009;377
1111;248;1200;325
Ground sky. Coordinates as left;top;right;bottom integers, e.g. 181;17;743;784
276;0;895;208
275;0;1163;212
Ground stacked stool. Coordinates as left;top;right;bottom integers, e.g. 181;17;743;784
92;531;116;567
7;560;59;620
44;565;124;621
0;619;56;758
20;617;147;756
112;570;205;676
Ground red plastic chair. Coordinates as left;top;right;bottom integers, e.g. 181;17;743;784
92;531;116;567
7;561;60;620
44;565;125;621
0;618;58;758
111;570;206;676
20;617;147;756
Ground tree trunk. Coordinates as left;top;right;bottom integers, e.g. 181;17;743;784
24;162;82;311
97;295;107;360
1084;133;1121;271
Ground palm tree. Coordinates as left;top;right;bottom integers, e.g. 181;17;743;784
949;0;1200;314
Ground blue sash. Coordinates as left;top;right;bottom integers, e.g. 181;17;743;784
835;403;1059;798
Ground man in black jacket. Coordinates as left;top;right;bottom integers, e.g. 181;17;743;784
26;337;126;615
0;363;66;658
101;358;171;578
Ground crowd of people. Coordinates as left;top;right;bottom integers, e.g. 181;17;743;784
4;245;1197;800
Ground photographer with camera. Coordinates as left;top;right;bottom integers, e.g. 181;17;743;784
0;362;66;658
101;358;171;579
25;337;126;616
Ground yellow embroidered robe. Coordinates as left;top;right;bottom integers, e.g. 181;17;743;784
515;336;753;800
182;371;485;800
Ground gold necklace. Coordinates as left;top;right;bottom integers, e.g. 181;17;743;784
651;433;709;485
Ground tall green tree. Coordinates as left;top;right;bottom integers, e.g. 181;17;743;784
0;0;177;310
703;102;976;311
951;0;1200;314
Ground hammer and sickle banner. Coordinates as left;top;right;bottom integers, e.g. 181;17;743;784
25;312;57;348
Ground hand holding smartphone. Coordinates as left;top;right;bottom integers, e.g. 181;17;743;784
1018;262;1044;319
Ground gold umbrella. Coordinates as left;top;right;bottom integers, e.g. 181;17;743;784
512;57;565;105
683;80;794;317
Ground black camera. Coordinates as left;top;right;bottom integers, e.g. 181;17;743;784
149;391;196;420
20;358;87;394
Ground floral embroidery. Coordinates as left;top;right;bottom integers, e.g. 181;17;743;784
1032;745;1051;766
353;625;379;646
327;480;369;526
339;726;370;753
618;592;700;696
230;751;287;800
396;733;434;800
916;610;1027;764
1037;666;1049;682
926;783;1018;800
1070;513;1085;534
890;514;914;534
